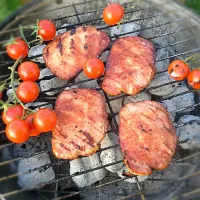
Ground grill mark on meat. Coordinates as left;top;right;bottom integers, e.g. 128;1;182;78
79;130;95;144
84;44;88;49
44;47;49;57
60;143;71;151
70;39;75;49
82;26;87;31
139;146;149;151
70;28;76;36
79;137;94;147
57;37;63;55
70;141;81;150
58;131;68;139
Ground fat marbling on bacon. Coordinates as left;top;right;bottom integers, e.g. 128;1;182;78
52;88;108;159
43;26;110;80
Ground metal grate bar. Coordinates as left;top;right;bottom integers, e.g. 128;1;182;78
1;152;199;199
1;19;196;70
53;177;132;200
0;0;143;35
119;170;200;200
0;17;196;68
0;122;199;183
0;6;183;50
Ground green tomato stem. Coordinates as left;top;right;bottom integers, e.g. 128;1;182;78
10;56;29;111
19;25;30;48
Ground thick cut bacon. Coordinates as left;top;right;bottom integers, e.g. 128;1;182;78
102;36;156;95
52;89;108;159
43;26;110;80
119;101;177;175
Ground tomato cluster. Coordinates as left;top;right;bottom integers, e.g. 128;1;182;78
2;19;58;144
3;107;57;143
1;58;57;143
168;59;200;90
6;20;56;60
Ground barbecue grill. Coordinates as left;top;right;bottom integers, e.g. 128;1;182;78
0;0;200;199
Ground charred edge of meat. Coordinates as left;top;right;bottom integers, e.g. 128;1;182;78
44;47;50;57
82;26;87;31
70;39;75;49
57;37;63;55
72;90;77;93
70;28;76;36
122;170;134;177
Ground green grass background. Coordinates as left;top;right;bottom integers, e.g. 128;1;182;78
0;0;199;23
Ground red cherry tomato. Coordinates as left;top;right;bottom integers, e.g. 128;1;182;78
34;108;57;132
83;58;105;79
6;38;29;60
6;119;30;143
168;60;190;81
18;61;40;82
187;69;200;90
16;81;40;103
103;4;124;25
2;105;24;125
0;92;2;99
38;20;56;41
25;114;41;136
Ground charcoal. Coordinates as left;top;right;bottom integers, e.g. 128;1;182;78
100;132;123;173
70;153;107;188
163;85;195;113
148;72;178;96
17;152;55;189
177;115;200;149
110;22;141;37
123;91;151;105
161;100;176;121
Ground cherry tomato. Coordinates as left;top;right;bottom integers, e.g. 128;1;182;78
38;20;56;41
17;81;40;103
187;69;200;90
34;108;57;132
2;105;24;125
83;58;105;79
6;38;29;60
103;4;124;25
0;92;2;99
25;114;41;136
168;60;190;81
18;61;40;82
6;119;30;143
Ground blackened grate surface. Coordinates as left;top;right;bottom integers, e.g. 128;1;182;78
0;0;200;200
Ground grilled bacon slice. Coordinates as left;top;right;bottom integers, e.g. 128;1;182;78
119;101;177;175
102;36;156;95
52;89;108;159
43;26;110;80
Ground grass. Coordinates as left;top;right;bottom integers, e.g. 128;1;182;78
0;0;21;22
0;0;199;23
185;0;200;14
